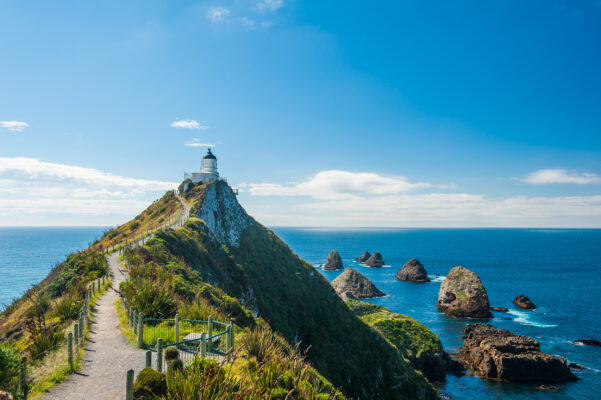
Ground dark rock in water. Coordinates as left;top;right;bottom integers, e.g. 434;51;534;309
573;339;601;347
513;294;537;310
364;251;385;267
436;266;491;319
332;267;386;299
537;385;561;391
323;250;343;270
568;363;586;370
354;251;371;262
457;324;577;383
395;259;430;282
490;307;509;312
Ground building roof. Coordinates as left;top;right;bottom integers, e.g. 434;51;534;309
203;148;217;160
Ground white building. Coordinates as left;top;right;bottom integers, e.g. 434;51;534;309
184;148;220;183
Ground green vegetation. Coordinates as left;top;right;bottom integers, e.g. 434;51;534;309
134;367;167;400
0;342;22;398
347;299;443;358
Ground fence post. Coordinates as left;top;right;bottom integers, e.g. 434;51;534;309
174;314;180;343
230;319;235;347
207;316;213;352
129;306;133;324
98;279;101;293
74;324;79;354
226;325;232;362
126;369;134;400
145;350;152;368
137;313;144;348
156;338;163;373
133;310;138;335
200;332;207;358
19;356;28;399
79;314;84;343
67;332;74;371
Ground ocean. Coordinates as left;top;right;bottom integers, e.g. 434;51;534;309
1;227;600;399
271;228;601;400
0;227;105;310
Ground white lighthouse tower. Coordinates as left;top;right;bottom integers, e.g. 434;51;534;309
185;148;220;183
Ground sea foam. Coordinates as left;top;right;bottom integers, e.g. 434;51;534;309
507;309;557;328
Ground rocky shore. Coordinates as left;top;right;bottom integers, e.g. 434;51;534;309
456;324;577;383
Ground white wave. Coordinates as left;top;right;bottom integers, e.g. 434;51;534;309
428;275;446;282
507;309;557;328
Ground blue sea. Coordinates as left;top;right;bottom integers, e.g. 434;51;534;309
0;227;105;310
271;228;601;400
2;227;600;399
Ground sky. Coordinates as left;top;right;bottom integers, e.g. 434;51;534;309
1;0;601;227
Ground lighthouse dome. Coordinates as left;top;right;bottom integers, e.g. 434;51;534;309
203;149;217;160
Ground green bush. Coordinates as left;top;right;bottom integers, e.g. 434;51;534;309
0;343;22;397
134;367;167;400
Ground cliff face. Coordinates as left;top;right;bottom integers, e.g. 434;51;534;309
153;181;436;400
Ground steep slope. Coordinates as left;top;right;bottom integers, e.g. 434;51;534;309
131;181;436;399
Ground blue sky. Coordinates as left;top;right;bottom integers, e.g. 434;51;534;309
1;0;601;227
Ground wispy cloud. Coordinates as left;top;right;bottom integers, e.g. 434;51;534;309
257;0;283;12
522;169;601;184
207;7;230;22
170;119;208;130
240;16;255;26
185;138;216;147
0;121;29;132
241;169;601;227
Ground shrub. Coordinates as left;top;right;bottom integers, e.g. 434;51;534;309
134;367;167;400
0;343;22;397
24;312;65;358
52;292;83;321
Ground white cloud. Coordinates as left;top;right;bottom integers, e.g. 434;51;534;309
207;7;230;22
240;16;255;26
0;121;29;132
257;0;283;12
522;169;601;184
170;119;208;130
185;138;216;147
245;170;431;200
241;169;601;227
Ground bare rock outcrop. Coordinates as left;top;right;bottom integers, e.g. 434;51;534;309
457;324;577;383
436;266;491;318
354;251;371;262
364;251;385;267
331;268;385;299
396;259;430;282
323;250;343;271
513;294;536;310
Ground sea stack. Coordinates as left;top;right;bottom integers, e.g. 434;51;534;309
395;259;430;282
457;324;577;383
364;251;385;267
331;267;386;299
513;294;536;310
323;250;343;271
436;266;491;318
354;251;371;262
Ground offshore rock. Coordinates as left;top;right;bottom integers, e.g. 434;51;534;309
513;294;536;310
490;307;509;312
396;259;430;282
354;251;371;262
457;324;577;384
436;266;491;318
332;268;386;299
364;251;385;267
573;339;601;347
323;250;343;271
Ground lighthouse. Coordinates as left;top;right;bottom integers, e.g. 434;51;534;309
185;148;220;183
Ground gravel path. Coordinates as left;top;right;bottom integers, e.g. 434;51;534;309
42;195;191;400
42;252;145;400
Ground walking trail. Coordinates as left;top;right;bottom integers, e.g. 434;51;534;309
42;195;191;400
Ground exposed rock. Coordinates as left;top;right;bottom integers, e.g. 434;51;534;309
331;268;385;299
457;324;577;383
436;266;491;319
568;363;586;370
323;250;343;270
364;251;385;267
354;251;371;262
395;259;430;282
573;339;601;347
537;385;561;391
490;307;509;312
513;294;536;310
